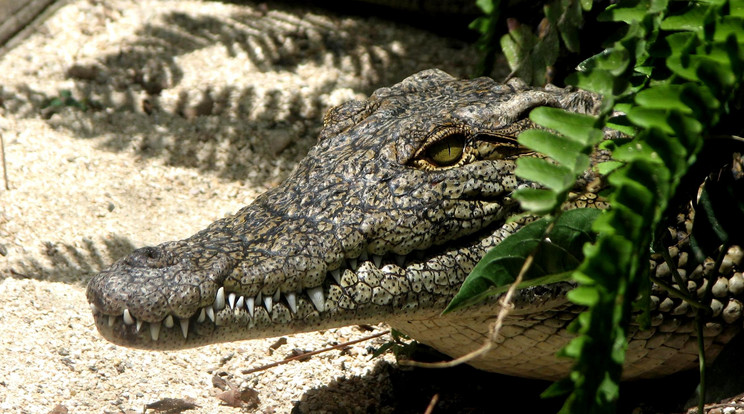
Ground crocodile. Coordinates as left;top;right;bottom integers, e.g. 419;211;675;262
87;69;744;381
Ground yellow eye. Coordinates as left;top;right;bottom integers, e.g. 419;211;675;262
425;134;465;167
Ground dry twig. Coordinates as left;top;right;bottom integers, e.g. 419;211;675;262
241;329;389;375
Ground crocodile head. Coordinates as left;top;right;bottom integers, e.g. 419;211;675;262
86;69;600;352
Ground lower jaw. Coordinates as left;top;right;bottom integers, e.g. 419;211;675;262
91;296;446;350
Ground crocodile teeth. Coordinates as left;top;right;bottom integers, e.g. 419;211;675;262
108;315;116;327
286;292;297;313
164;315;174;328
136;319;143;332
372;255;383;268
246;297;255;317
206;306;215;322
348;259;358;270
197;308;206;323
179;318;189;338
123;309;135;325
214;287;226;310
236;295;245;310
308;286;325;312
273;289;281;302
395;254;406;267
89;303;99;313
150;322;161;341
359;251;368;261
330;268;341;284
228;293;236;309
263;295;273;313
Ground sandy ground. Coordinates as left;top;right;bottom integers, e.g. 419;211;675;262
0;1;494;413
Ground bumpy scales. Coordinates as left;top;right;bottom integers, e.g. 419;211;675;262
87;70;743;380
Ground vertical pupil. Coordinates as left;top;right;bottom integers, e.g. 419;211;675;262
427;134;464;166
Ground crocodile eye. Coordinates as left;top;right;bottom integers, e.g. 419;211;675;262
425;133;465;167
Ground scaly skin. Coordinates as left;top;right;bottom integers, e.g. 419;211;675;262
87;70;743;380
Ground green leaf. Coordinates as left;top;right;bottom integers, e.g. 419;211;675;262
724;33;744;79
679;83;720;125
468;16;490;34
634;85;692;114
513;188;559;214
542;378;575;399
475;0;496;14
557;335;586;360
516;157;575;192
606;115;638;136
370;341;395;358
697;59;737;96
660;4;707;31
567;285;600;306
667;51;735;82
664;32;698;55
576;47;631;76
576;235;634;290
625;108;675;135
664;111;703;147
444;209;601;313
566;69;617;96
732;0;744;18
500;25;539;83
596;161;624;175
528;107;602;145
545;0;584;53
713;17;744;42
598;372;621;401
649;0;669;13
598;2;648;24
517;129;589;171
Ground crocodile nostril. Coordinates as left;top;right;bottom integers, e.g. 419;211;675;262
125;246;168;268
